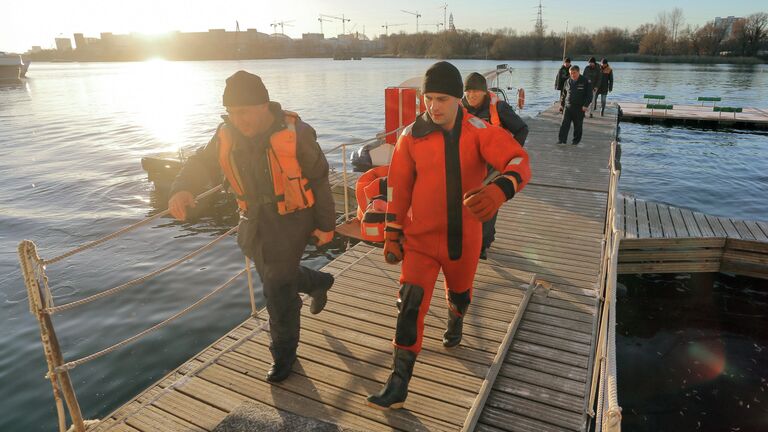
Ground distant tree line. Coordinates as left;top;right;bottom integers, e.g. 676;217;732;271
28;9;767;63
377;10;768;61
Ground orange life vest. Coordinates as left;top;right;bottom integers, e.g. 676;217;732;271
487;91;501;127
355;165;390;242
217;113;315;215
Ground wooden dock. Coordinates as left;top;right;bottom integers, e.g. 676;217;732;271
617;194;768;279
89;104;619;432
619;101;768;129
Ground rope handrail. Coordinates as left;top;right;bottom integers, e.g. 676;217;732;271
41;126;397;267
42;185;224;266
44;226;238;315
100;245;378;432
52;267;247;374
594;158;622;431
588;140;620;416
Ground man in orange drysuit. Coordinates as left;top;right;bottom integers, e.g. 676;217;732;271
366;61;531;410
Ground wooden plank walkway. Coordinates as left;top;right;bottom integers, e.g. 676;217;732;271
617;194;768;278
90;103;618;432
619;102;768;129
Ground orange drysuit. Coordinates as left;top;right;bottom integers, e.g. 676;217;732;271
386;107;531;353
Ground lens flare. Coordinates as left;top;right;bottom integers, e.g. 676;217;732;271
687;340;726;381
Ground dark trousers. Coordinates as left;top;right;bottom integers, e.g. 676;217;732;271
559;106;585;143
238;207;329;359
559;89;566;109
482;212;498;251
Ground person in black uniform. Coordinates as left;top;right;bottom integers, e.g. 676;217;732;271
558;65;592;145
554;57;572;112
168;71;336;383
462;72;528;259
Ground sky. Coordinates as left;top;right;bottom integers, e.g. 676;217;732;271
2;0;765;52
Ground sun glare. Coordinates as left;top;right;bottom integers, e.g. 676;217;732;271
121;60;195;152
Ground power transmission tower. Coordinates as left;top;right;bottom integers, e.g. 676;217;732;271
535;0;545;36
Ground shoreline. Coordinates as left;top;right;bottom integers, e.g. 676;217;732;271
27;54;767;65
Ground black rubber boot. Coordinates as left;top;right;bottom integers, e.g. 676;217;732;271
310;272;334;315
443;291;470;348
366;348;417;409
266;346;297;383
443;306;469;347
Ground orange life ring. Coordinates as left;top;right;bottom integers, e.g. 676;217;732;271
517;88;525;110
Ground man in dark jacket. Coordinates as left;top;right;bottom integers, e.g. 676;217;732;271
583;57;602;118
168;70;336;383
554;57;572;112
461;72;528;259
558;65;592;145
596;58;614;116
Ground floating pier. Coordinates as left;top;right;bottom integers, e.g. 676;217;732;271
619;101;768;129
77;104;622;432
617;194;768;279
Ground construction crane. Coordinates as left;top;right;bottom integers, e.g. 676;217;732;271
401;10;421;33
381;22;406;36
318;16;333;35
270;20;294;35
320;13;351;34
438;3;448;29
423;23;444;32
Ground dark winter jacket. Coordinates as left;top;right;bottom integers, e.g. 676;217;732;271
583;63;602;91
554;65;570;90
170;101;335;232
563;75;593;108
461;95;529;146
597;65;614;94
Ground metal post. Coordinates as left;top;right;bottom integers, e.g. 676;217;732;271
18;241;86;432
245;257;257;317
341;144;350;222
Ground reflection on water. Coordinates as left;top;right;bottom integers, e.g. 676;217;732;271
1;59;767;431
617;273;768;432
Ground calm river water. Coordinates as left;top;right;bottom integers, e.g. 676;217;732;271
1;59;766;431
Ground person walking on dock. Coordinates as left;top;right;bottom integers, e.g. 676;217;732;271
558;65;592;145
583;57;602;118
366;61;531;410
596;58;614;116
461;72;529;260
555;57;572;112
167;70;336;384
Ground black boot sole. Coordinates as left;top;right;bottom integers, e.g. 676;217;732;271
442;337;462;348
365;399;405;410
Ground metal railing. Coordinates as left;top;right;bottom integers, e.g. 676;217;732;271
19;126;398;432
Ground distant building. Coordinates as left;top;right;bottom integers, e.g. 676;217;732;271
302;33;325;41
55;38;73;51
714;16;743;38
74;33;87;49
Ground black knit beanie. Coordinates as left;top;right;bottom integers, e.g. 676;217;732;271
222;70;269;106
422;61;463;98
464;72;487;92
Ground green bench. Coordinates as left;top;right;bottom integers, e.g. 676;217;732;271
646;103;673;115
698;96;722;107
644;94;665;104
713;106;742;118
